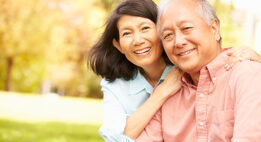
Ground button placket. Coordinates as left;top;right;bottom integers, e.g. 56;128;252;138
195;67;212;141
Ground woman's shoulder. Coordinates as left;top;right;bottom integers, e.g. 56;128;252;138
100;77;132;93
101;77;131;86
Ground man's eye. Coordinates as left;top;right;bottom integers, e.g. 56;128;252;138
183;27;192;31
163;33;173;39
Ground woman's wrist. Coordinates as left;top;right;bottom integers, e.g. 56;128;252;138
151;84;173;102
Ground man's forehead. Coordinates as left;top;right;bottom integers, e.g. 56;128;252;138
161;0;198;13
158;0;201;32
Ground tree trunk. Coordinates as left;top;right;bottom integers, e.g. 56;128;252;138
4;57;13;91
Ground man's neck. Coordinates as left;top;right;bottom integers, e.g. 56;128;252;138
191;72;200;86
189;47;222;86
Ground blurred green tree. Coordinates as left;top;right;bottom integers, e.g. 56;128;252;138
44;0;106;98
97;0;121;12
0;0;50;92
0;0;106;97
211;0;244;49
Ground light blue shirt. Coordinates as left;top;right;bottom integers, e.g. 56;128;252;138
99;65;173;142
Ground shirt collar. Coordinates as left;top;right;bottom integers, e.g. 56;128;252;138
181;47;232;85
159;65;173;83
129;65;173;95
206;47;232;81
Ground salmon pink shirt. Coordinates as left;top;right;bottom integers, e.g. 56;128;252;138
136;48;261;142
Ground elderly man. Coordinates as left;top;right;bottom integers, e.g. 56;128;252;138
136;0;261;141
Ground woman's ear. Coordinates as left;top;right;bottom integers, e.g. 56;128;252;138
113;38;124;54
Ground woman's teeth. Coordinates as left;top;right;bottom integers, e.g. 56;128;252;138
135;48;151;54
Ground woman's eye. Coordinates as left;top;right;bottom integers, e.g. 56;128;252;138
142;26;150;31
122;32;130;37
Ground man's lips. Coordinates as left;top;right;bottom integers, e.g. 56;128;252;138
177;48;195;56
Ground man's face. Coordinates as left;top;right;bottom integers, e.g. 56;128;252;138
160;0;221;76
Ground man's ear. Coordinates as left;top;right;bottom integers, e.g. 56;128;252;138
210;18;221;41
113;38;124;54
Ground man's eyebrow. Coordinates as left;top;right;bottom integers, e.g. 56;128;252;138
160;20;193;33
177;20;192;26
160;26;170;33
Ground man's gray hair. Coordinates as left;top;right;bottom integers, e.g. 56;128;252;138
157;0;220;39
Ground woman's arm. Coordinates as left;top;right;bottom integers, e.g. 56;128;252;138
123;67;182;139
100;87;134;142
225;47;261;70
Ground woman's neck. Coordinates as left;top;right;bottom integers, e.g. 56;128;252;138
140;58;166;87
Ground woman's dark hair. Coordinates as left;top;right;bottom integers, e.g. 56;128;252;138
88;0;171;82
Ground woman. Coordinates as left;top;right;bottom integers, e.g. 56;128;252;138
88;0;261;141
88;0;180;141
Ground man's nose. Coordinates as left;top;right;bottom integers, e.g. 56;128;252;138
174;32;186;48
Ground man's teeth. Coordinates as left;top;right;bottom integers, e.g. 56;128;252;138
135;48;151;54
179;49;194;56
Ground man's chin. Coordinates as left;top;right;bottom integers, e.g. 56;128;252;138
179;65;196;73
180;66;201;76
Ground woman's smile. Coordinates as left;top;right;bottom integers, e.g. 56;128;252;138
134;47;151;55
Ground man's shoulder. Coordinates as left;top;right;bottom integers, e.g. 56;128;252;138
231;60;261;77
227;60;261;90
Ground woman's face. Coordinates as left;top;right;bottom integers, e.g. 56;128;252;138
113;15;163;69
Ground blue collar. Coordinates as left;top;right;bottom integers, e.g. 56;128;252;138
128;65;174;95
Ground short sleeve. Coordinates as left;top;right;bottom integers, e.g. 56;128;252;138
99;79;134;142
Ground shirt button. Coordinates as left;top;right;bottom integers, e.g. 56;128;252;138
199;93;204;97
199;121;205;126
212;77;216;81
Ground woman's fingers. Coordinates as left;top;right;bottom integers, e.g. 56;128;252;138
226;47;260;71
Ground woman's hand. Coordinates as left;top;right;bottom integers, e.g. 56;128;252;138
153;67;183;99
225;47;261;70
123;67;183;139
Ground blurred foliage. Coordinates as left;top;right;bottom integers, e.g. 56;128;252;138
0;0;244;98
0;0;106;98
211;0;245;49
96;0;121;12
0;0;48;91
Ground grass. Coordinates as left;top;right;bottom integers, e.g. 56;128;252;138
0;119;104;142
0;92;104;142
0;92;103;124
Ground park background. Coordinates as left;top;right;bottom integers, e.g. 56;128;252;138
0;0;260;141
